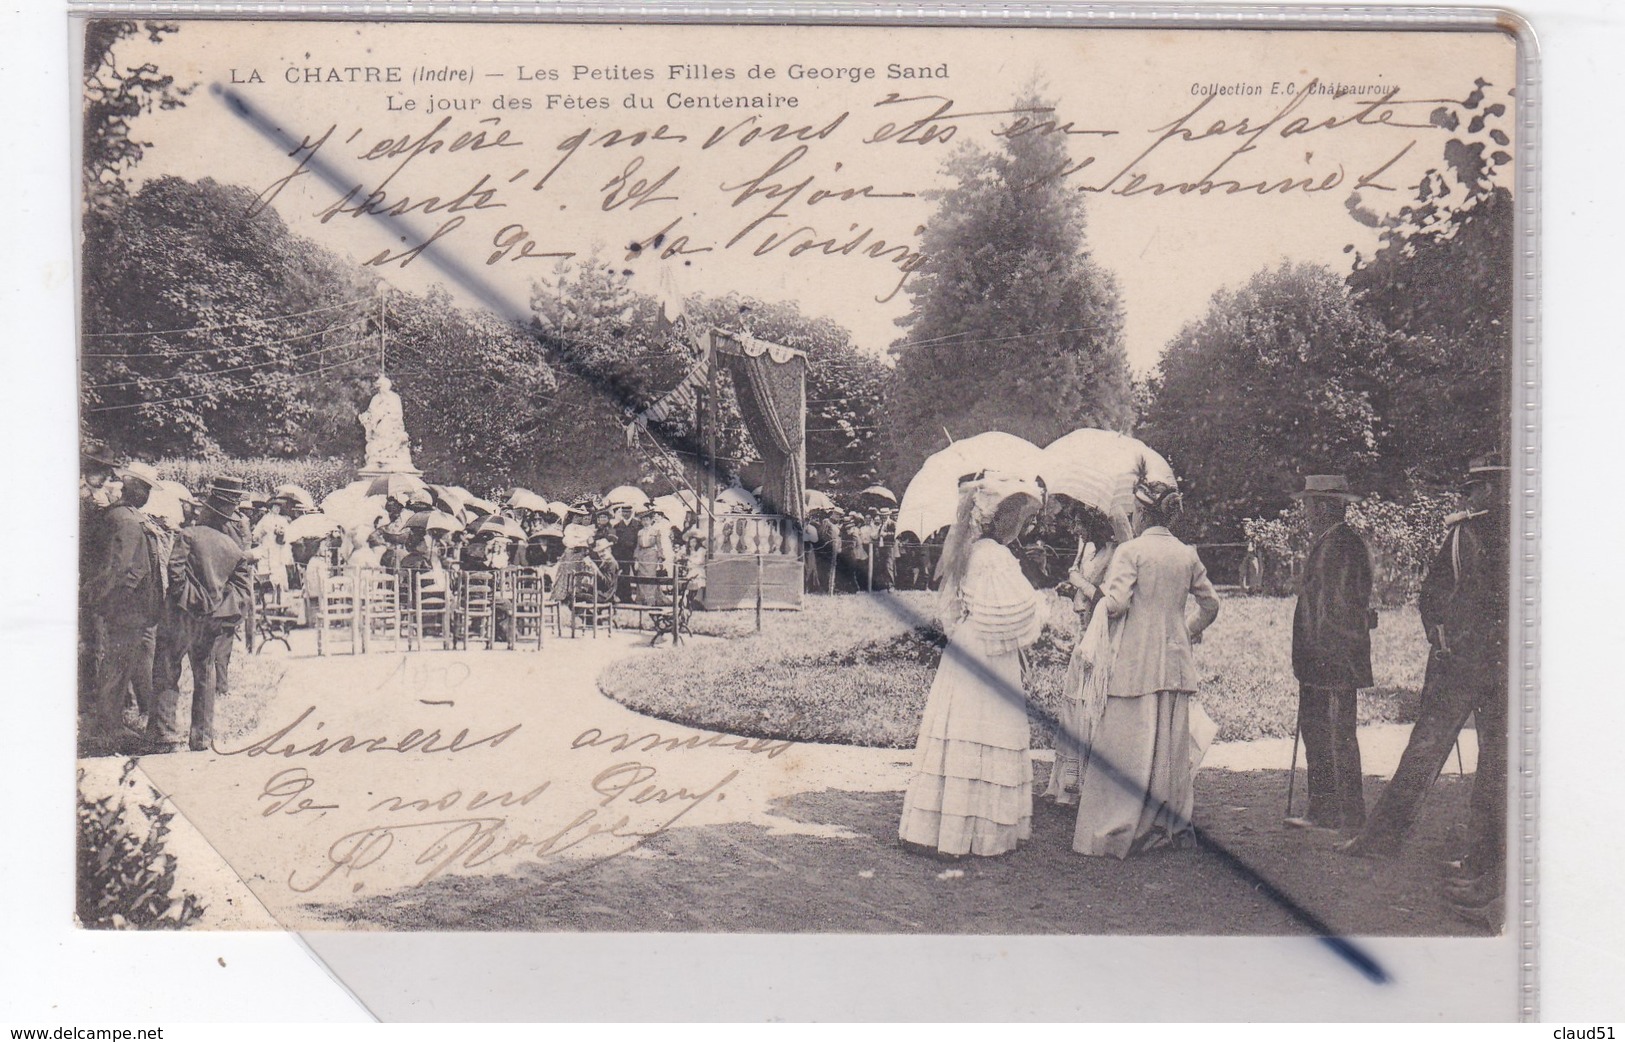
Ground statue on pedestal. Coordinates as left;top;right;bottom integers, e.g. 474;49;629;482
358;375;419;475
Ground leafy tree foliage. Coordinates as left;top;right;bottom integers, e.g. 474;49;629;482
82;20;191;215
884;93;1132;488
81;176;367;459
1346;79;1515;486
1140;262;1401;538
381;286;558;494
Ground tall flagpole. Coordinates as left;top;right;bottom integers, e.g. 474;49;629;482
705;330;718;577
378;285;387;376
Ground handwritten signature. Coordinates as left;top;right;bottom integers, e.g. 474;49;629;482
287;760;738;892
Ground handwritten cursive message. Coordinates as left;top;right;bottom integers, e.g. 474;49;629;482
237;78;1496;304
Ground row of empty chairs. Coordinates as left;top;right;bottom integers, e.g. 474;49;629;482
311;566;634;655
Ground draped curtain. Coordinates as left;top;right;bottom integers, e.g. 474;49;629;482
714;331;806;521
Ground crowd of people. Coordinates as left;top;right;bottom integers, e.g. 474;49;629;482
896;457;1510;930
78;440;1511;926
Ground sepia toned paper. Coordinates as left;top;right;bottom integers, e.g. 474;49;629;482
70;10;1532;1020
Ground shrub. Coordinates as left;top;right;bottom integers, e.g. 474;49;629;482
154;456;355;501
76;760;206;930
1242;489;1457;604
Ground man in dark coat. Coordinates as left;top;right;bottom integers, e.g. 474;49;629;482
1287;474;1375;831
146;476;254;753
1341;456;1510;924
81;461;167;756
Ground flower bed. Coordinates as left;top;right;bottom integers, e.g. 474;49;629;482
599;592;1429;749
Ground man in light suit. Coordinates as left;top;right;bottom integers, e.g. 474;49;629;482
1287;474;1376;832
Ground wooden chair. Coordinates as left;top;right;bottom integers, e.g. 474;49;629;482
455;570;498;650
406;568;452;651
567;568;616;639
508;568;548;650
314;570;359;656
358;567;402;653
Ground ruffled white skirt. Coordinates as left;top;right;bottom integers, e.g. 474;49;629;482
899;636;1033;857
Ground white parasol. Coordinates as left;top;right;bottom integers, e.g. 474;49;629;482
508;489;550;512
605;484;651;510
272;483;316;512
652;490;701;523
285;511;341;542
1040;428;1174;526
895;431;1045;538
714;486;759;514
803;489;836;513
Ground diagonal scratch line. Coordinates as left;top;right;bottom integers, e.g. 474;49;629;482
213;85;1388;984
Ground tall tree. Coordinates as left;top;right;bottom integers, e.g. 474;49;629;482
884;92;1132;488
81;20;191;216
374;286;557;494
81;176;367;459
1140;262;1401;539
1346;78;1515;486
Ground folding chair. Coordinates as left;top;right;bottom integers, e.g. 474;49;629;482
315;570;359;656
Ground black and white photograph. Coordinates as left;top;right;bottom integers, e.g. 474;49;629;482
69;13;1526;971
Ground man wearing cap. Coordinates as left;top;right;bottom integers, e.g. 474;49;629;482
1341;456;1510;923
146;476;255;753
1287;474;1376;832
81;461;167;756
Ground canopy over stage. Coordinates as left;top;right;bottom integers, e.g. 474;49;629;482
702;329;807;611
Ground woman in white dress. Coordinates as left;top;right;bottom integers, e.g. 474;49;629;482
899;473;1047;859
1072;474;1221;858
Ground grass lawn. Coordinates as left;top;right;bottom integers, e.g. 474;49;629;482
600;592;1430;749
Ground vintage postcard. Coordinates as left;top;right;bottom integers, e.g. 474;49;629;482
73;12;1529;988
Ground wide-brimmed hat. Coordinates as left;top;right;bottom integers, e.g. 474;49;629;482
968;471;1045;528
116;460;160;488
1291;474;1362;501
591;537;615;554
1464;453;1509;485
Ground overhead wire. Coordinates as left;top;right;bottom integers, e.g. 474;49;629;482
81;314;370;358
81;296;372;338
85;336;376;391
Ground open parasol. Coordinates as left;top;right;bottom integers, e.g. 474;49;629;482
470;514;527;540
858;484;898;506
652;490;701;524
604;485;651;510
404;509;464;534
714;486;759;514
803;489;836;513
285;511;341;542
272;483;316;512
508;489;550;512
364;472;428;500
1040;429;1174;527
895;431;1045;538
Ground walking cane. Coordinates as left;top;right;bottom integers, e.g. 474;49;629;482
1285;715;1303;819
1453;736;1466;776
